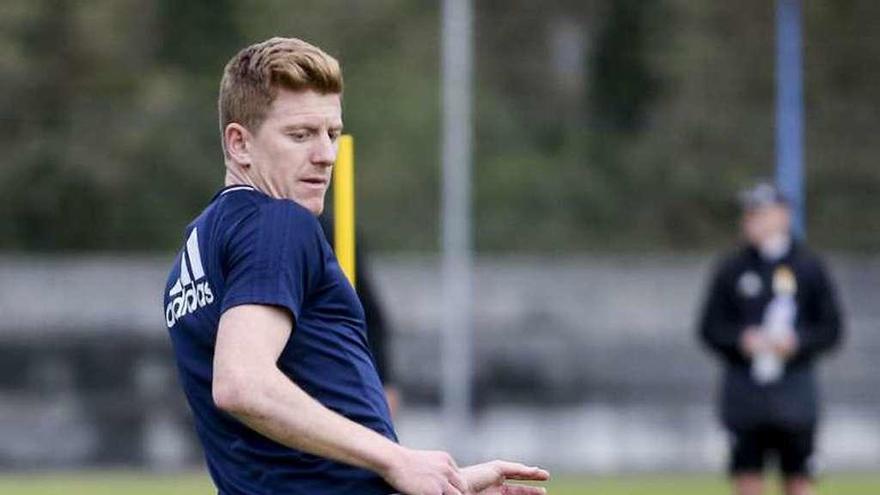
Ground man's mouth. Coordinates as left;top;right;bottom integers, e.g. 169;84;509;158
301;177;328;188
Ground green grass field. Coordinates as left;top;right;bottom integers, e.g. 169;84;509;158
1;472;879;495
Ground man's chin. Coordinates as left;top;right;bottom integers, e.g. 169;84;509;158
286;193;325;216
302;199;325;216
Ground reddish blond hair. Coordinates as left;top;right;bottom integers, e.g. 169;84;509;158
218;37;343;151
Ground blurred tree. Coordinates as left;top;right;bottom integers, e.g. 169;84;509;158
156;0;242;69
590;0;660;132
1;0;879;252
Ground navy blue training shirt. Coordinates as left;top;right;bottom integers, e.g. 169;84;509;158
163;185;397;495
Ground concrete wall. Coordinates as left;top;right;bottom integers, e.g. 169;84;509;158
0;254;876;471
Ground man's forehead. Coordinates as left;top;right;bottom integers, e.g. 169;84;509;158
269;89;342;124
744;204;789;217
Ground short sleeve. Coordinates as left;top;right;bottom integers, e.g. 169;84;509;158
221;200;325;320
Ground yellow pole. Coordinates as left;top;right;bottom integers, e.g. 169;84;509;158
333;135;356;287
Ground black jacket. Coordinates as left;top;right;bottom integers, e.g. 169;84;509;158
698;241;843;430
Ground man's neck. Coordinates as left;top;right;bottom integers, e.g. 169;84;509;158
757;234;792;262
224;168;254;188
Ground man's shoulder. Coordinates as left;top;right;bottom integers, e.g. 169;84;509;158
712;246;753;275
260;196;321;228
212;187;320;233
213;186;269;216
790;242;832;278
791;242;823;264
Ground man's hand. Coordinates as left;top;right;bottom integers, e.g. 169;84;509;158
461;460;550;495
382;447;468;495
772;331;799;359
739;326;766;357
740;326;798;360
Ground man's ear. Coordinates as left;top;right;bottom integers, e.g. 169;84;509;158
224;123;252;169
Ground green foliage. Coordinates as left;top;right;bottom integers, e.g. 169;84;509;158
590;0;661;132
1;1;879;252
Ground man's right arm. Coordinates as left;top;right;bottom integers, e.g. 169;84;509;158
698;261;749;363
213;304;468;495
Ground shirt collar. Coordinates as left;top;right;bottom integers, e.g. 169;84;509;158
212;184;257;201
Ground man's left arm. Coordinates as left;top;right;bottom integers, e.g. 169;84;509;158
789;260;844;364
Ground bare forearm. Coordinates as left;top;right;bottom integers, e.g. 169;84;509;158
219;368;401;476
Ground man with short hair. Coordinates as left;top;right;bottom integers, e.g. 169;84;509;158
698;181;843;495
163;37;549;495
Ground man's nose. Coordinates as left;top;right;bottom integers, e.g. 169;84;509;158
311;134;337;167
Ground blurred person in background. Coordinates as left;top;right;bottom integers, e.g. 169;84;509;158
163;37;548;495
319;216;401;416
698;181;843;495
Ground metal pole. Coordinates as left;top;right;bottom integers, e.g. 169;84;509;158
333;135;356;287
441;0;473;454
776;0;806;238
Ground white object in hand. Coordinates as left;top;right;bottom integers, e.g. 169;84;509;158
752;294;796;384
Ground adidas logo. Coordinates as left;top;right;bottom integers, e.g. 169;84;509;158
166;227;214;328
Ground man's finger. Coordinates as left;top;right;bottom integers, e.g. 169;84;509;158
448;469;469;494
492;461;550;481
443;481;464;495
502;485;547;495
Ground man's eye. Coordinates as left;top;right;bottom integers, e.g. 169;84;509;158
329;131;342;142
289;131;310;141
